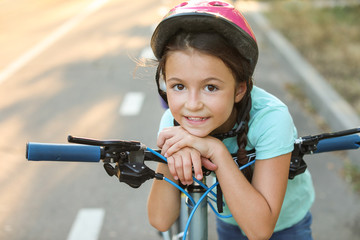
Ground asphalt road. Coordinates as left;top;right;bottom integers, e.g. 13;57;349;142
0;0;359;240
0;0;166;239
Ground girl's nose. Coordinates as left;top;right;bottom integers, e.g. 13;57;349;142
185;91;203;111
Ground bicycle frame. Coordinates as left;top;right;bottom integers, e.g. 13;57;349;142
26;128;360;240
176;179;209;240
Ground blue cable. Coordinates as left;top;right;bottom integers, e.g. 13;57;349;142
147;147;197;205
147;147;197;206
182;159;257;240
207;195;217;204
163;177;195;207
193;177;217;198
182;181;218;240
239;159;256;171
147;147;167;163
205;160;256;218
208;200;232;218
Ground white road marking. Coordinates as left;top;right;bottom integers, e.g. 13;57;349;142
119;92;145;116
67;208;105;240
0;0;110;85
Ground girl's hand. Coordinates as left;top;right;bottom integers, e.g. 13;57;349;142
166;147;211;185
158;126;223;160
157;126;219;184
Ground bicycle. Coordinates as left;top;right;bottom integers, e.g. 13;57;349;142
26;128;360;240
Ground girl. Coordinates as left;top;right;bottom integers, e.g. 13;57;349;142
147;1;315;239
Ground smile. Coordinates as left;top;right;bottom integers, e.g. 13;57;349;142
185;116;209;122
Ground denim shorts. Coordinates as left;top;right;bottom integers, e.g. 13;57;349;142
216;211;313;240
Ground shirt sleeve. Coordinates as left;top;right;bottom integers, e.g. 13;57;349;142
248;106;297;160
158;109;175;134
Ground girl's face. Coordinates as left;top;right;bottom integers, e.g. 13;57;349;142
164;50;246;137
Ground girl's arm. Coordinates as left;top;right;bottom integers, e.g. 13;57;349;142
147;162;181;232
213;146;290;240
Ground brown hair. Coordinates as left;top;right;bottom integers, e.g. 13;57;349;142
155;31;254;181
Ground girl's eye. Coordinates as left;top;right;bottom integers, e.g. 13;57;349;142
173;84;185;91
205;85;218;92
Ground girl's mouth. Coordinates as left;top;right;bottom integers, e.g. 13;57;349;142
185;116;209;122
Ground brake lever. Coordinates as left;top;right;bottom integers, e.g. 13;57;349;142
68;135;145;151
68;135;155;188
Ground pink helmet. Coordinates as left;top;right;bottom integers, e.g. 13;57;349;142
151;0;258;76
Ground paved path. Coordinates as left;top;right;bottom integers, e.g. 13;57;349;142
242;8;360;240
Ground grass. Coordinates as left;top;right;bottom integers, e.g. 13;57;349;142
265;1;360;193
343;161;360;194
285;82;329;131
266;1;360;115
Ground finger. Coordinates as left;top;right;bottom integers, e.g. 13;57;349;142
157;131;170;151
163;135;188;157
174;154;185;184
191;151;203;181
182;155;194;185
157;127;175;149
201;157;218;171
165;135;192;157
160;137;175;156
157;126;184;148
167;156;178;181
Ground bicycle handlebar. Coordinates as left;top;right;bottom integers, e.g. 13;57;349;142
27;134;359;162
26;128;360;184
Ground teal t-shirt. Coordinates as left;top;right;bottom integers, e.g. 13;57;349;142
158;86;315;232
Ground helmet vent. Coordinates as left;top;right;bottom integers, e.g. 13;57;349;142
209;1;229;7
